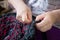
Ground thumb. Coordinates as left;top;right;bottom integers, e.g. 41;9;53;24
16;12;22;21
22;13;27;22
22;12;30;23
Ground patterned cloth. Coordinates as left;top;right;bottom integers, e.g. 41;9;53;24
0;13;35;40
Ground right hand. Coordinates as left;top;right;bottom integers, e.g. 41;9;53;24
16;2;32;24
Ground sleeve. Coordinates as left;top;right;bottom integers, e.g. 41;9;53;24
27;0;48;16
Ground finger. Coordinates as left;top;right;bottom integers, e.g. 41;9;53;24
35;13;46;21
22;12;27;21
36;16;50;30
39;24;52;32
16;14;22;22
36;15;53;32
22;12;30;23
27;8;32;23
22;13;27;22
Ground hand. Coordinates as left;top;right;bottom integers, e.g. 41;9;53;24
16;2;32;24
35;11;58;32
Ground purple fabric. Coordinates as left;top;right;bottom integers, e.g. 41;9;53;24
35;30;42;40
35;26;60;40
46;26;60;40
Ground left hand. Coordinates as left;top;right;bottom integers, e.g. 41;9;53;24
35;11;58;32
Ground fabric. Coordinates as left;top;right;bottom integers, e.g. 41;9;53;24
25;0;48;16
0;13;35;40
34;29;43;40
35;26;60;40
46;26;60;40
26;0;60;16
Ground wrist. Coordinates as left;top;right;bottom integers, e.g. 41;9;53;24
50;9;60;23
54;9;60;22
8;0;25;9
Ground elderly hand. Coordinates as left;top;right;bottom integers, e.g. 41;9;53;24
35;10;60;32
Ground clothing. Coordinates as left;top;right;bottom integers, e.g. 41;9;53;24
0;13;35;40
26;0;60;16
46;26;60;40
35;26;60;40
25;0;60;29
